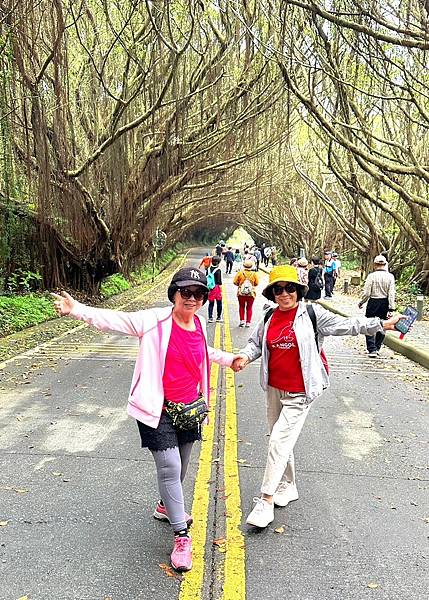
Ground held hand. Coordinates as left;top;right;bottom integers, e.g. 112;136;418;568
231;354;249;372
358;302;363;309
382;314;405;331
51;291;76;316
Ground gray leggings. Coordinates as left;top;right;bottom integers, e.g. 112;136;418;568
150;442;194;532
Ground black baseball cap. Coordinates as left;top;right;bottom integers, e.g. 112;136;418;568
170;267;208;288
168;267;208;303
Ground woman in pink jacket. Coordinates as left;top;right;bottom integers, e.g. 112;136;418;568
52;267;240;573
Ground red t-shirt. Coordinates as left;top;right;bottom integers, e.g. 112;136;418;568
163;318;205;403
266;307;305;393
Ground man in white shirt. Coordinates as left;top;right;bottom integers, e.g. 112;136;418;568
358;255;396;357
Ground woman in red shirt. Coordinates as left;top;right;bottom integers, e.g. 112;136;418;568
235;265;404;528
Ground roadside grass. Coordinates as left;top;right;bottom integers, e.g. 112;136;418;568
0;247;183;337
0;294;57;337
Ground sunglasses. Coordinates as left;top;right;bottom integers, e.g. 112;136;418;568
179;287;207;301
273;283;297;295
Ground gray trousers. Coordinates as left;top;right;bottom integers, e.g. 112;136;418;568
151;442;194;532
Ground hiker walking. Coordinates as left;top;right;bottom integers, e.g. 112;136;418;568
233;259;259;327
206;256;223;322
358;255;396;357
323;251;336;298
224;247;235;275
305;257;324;301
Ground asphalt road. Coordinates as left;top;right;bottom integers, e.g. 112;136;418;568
1;250;428;600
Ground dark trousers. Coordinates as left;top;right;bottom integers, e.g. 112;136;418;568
226;261;233;274
365;297;388;352
324;273;334;297
208;299;222;319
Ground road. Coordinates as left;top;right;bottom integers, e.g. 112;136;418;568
1;250;428;600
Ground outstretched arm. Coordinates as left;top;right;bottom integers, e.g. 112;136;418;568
51;291;148;336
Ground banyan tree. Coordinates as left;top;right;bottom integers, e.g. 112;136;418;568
0;1;428;292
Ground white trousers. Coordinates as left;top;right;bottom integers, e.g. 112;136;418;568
260;386;310;496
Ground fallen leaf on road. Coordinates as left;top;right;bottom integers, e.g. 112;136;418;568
0;520;9;526
423;517;429;523
274;526;285;534
52;472;63;477
159;563;182;580
16;596;29;600
367;582;380;589
1;487;28;494
213;538;226;546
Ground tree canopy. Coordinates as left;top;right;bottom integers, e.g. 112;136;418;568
0;1;428;292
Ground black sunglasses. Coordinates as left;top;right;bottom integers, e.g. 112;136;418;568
179;287;207;301
273;283;297;295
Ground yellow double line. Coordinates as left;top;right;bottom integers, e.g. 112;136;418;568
179;294;245;599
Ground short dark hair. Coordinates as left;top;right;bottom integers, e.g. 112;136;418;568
312;256;321;266
211;255;221;266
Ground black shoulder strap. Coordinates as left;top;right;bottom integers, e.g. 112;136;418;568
263;307;275;324
306;304;319;350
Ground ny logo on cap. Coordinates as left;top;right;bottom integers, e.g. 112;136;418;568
190;270;200;279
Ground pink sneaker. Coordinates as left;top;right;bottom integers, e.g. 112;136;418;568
153;502;193;527
171;535;192;572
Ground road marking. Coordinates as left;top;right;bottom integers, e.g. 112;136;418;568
179;324;221;599
222;293;246;600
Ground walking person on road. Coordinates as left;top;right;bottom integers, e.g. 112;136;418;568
263;246;272;267
234;265;404;528
224;247;235;274
233;248;243;272
323;251;336;298
296;257;309;286
207;255;223;322
305;257;324;302
199;253;212;274
358;255;396;357
52;267;242;572
233;259;259;327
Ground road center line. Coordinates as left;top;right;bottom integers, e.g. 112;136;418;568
179;324;221;599
221;292;246;599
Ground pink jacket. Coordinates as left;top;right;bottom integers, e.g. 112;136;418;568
70;304;234;428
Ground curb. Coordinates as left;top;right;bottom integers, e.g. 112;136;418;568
318;299;429;371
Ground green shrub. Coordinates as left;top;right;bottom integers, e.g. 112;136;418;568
4;269;43;293
99;274;130;298
0;293;56;336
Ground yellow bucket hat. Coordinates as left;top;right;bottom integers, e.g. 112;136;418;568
262;265;307;301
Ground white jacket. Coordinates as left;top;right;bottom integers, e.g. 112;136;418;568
240;301;384;402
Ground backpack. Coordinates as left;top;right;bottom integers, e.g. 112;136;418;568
314;268;324;290
239;277;253;296
263;304;329;373
207;267;219;290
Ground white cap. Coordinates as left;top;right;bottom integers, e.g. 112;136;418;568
374;255;387;264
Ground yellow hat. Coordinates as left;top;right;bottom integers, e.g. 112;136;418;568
262;265;307;301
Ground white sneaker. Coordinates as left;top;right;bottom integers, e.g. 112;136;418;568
246;497;274;528
273;483;299;507
239;321;245;327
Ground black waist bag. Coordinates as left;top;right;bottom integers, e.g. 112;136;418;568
164;395;209;430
